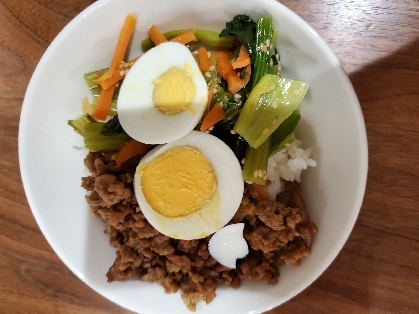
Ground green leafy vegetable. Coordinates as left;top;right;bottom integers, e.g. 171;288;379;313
234;74;308;149
84;122;130;151
100;115;124;136
219;15;256;61
67;114;95;136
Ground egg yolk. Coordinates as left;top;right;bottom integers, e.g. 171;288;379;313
140;146;216;218
152;66;196;115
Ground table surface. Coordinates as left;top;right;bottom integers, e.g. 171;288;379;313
1;0;418;313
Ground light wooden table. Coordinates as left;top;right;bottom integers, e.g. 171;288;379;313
1;0;418;313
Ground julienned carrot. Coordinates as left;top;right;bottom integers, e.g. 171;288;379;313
232;45;250;69
170;30;197;45
93;15;136;120
99;56;140;90
252;183;269;199
148;25;168;45
200;103;225;131
198;47;210;72
227;64;251;94
205;83;215;115
215;52;250;94
214;50;232;59
96;15;137;83
93;84;116;120
115;139;151;165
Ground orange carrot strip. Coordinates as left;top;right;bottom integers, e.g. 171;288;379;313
92;84;116;120
232;45;251;69
148;25;168;46
100;56;140;90
252;183;269;200
198;47;210;72
200;103;225;131
96;15;137;84
93;15;136;120
214;50;232;60
170;30;197;45
227;64;251;94
115;139;151;165
205;83;215;115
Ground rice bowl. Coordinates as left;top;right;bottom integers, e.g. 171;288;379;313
18;0;368;313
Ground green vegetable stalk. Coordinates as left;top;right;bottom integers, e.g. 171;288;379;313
234;74;308;149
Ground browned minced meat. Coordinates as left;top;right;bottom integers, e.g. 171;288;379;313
81;151;318;311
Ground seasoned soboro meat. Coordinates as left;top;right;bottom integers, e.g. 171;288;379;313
82;151;317;311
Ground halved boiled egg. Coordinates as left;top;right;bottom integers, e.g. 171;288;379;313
134;131;244;240
117;42;208;144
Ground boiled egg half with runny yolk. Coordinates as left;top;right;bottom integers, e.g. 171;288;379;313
117;42;208;144
134;131;244;240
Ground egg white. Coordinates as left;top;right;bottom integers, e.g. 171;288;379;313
134;131;244;240
117;42;208;144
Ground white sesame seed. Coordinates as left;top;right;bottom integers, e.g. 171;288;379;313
118;62;124;68
208;126;214;131
205;72;211;78
258;169;263;177
230;130;236;134
260;43;268;53
263;128;269;134
209;65;215;71
241;158;246;164
293;89;301;96
119;70;125;76
266;39;271;48
207;51;211;58
115;82;120;88
254;170;259;178
234;93;241;99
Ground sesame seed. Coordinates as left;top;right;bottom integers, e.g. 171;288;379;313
254;170;259;178
118;62;124;68
205;72;211;78
272;117;278;125
207;51;211;58
293;89;301;96
241;158;246;164
208;126;214;131
115;82;120;88
266;39;271;48
258;169;263;177
260;43;268;53
276;54;279;60
230;130;236;134
209;65;215;71
263;128;269;134
271;101;278;108
119;70;125;76
270;59;273;66
234;93;241;99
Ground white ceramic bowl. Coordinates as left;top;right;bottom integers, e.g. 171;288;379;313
19;0;368;313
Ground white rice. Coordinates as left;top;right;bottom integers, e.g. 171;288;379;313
265;139;316;200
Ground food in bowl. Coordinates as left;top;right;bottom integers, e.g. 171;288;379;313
69;14;317;311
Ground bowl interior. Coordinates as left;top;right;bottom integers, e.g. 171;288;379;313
19;0;368;313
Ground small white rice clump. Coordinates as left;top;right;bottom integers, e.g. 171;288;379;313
266;139;316;200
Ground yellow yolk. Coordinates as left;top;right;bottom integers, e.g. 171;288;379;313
152;66;196;115
140;146;216;218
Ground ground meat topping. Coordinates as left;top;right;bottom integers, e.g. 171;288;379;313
82;151;318;311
